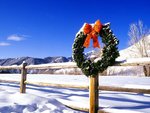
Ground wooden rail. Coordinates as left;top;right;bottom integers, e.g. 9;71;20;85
0;60;150;113
0;60;150;70
0;65;21;69
98;86;150;94
26;61;150;69
26;62;77;69
1;79;150;94
25;81;89;89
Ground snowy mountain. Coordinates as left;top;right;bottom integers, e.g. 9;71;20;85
0;56;72;74
0;56;71;66
85;49;100;59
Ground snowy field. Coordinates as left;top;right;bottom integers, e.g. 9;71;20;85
0;74;150;113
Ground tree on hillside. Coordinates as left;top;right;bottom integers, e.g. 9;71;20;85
128;20;150;76
128;20;150;57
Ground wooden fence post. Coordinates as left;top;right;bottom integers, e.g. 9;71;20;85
89;75;99;113
20;61;27;93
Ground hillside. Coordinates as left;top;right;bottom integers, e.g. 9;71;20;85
119;35;150;59
108;35;150;76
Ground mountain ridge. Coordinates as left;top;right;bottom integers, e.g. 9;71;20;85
0;56;72;66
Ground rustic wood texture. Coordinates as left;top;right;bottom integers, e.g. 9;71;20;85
0;79;19;83
115;62;150;66
25;81;88;90
25;61;150;69
20;62;27;93
0;65;22;70
0;61;150;70
1;78;149;94
26;62;77;69
24;81;150;94
99;85;150;94
89;75;99;113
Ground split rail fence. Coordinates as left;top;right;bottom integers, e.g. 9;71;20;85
0;61;150;113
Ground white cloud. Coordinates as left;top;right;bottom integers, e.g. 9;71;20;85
7;34;25;41
0;42;11;46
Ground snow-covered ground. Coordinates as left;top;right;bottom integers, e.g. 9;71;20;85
0;74;150;113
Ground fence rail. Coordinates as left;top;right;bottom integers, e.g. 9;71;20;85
0;61;150;113
1;60;150;70
0;65;21;69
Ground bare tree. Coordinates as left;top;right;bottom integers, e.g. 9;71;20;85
128;20;150;76
128;20;150;57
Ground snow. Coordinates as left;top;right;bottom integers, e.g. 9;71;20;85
126;57;150;63
107;54;150;76
107;66;145;76
119;35;150;59
107;57;150;76
0;84;83;113
1;74;150;89
116;57;150;64
0;74;150;113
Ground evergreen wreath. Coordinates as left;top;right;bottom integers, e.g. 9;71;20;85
72;20;119;77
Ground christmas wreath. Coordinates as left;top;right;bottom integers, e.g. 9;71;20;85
72;20;119;77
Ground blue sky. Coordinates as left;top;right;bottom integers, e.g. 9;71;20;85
0;0;150;58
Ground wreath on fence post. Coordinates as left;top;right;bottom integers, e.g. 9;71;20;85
72;20;119;77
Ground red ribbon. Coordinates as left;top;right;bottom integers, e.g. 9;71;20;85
83;20;102;48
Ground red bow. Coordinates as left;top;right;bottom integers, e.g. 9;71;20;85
83;20;102;48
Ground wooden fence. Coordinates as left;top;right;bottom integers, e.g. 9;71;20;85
0;61;150;113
